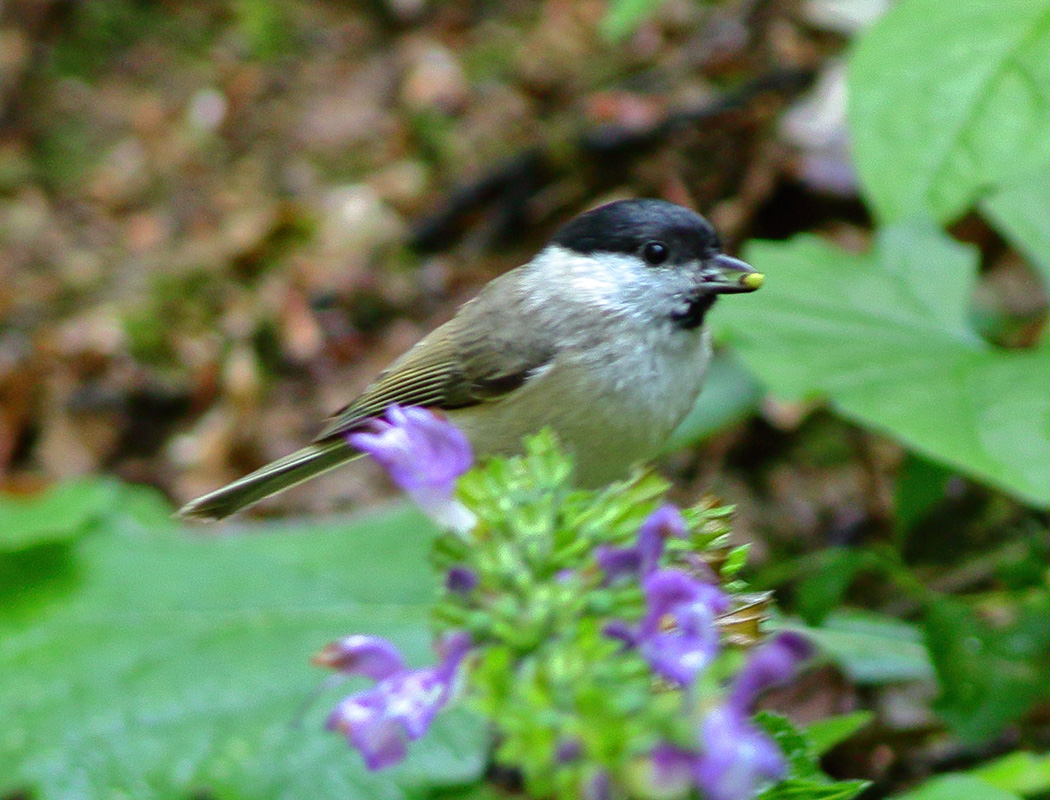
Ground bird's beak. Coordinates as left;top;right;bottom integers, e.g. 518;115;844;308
702;254;765;294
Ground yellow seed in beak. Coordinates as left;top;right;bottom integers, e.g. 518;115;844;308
742;272;765;290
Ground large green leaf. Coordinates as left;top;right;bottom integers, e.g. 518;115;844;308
971;751;1050;796
804;712;874;757
894;454;955;540
712;221;1050;507
782;610;934;685
794;549;873;626
924;594;1050;742
849;0;1050;223
893;775;1021;800
1;504;487;799
982;169;1050;285
0;480;122;552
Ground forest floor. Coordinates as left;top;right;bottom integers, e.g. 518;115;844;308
2;1;1046;791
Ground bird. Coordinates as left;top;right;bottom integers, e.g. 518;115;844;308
178;198;763;520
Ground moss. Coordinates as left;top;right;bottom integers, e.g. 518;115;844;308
46;2;219;79
407;109;460;167
230;0;299;61
461;26;521;84
48;0;166;78
123;269;229;367
123;306;176;366
31;117;99;192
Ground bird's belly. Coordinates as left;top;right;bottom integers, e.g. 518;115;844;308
449;330;711;487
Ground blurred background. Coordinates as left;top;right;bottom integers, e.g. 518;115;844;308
1;0;874;520
5;0;1050;797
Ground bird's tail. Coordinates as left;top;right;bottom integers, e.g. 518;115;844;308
176;440;360;521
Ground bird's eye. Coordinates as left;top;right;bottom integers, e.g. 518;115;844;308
642;241;669;266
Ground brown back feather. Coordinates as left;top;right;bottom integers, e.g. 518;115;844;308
313;271;556;442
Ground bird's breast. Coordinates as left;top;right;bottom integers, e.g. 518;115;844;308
449;326;712;487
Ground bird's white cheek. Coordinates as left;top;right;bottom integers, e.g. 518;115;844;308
566;274;620;306
562;259;634;309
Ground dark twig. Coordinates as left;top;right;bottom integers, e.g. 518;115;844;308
0;0;67;131
409;68;815;253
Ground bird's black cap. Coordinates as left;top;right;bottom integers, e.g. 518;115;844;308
550;199;722;264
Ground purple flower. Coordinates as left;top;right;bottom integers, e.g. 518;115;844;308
326;688;408;769
728;631;814;713
555;568;576;583
584;770;612;800
641;503;688;541
641;634;814;800
313;635;406;680
555;738;584;764
596;504;686;582
693;705;786;800
319;632;472;770
639;612;721;687
445;566;479;594
692;632;814;800
648;744;701;798
638;570;730;638
602;619;637;647
603;569;728;686
348;405;476;532
637;569;730;686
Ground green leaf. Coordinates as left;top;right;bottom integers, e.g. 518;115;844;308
784;610;934;685
924;595;1050;742
599;0;670;42
970;751;1050;796
0;505;487;799
430;785;502;800
663;352;763;451
804;711;874;756
795;549;870;626
894;454;955;538
982;169;1050;286
893;775;1022;800
0;480;122;552
233;0;293;59
755;712;821;781
754;714;870;800
713;222;1050;507
849;0;1050;223
761;779;870;800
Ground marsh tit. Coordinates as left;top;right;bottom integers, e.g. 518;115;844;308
178;198;763;520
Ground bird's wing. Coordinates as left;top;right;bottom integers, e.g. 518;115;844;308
313;273;555;442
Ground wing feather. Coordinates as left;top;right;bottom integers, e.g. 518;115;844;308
313;272;555;442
